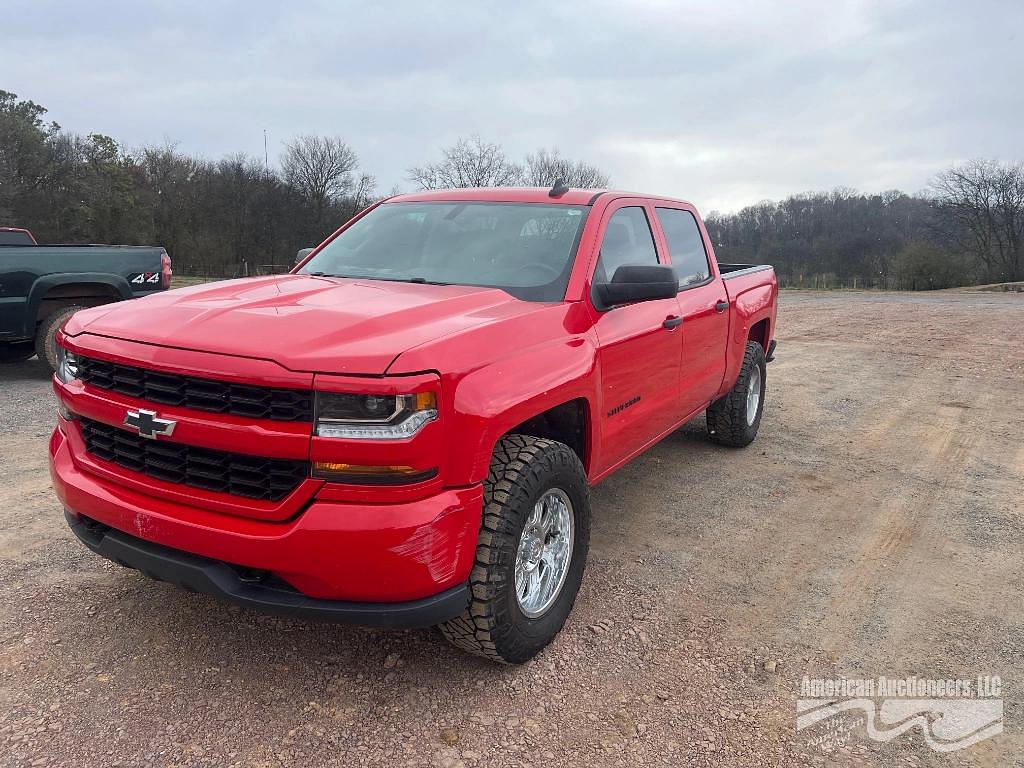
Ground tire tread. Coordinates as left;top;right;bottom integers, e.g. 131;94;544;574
706;341;766;447
439;434;589;664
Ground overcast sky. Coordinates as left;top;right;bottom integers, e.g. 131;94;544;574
3;0;1021;213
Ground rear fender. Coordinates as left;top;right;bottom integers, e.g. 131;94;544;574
24;273;132;336
719;283;776;397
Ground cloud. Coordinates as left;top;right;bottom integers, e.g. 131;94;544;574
1;0;1021;212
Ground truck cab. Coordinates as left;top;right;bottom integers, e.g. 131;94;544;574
50;187;777;664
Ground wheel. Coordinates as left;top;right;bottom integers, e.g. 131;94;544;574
439;434;591;664
706;340;766;447
0;342;35;363
36;306;85;372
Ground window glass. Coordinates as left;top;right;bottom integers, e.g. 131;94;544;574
655;208;711;286
0;230;34;246
301;202;588;302
595;206;659;282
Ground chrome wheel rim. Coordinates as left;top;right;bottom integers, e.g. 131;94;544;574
746;365;762;426
515;488;575;619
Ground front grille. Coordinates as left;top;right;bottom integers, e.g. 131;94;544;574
80;418;309;502
76;356;312;422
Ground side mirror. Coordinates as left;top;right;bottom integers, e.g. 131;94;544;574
294;247;315;265
594;264;678;309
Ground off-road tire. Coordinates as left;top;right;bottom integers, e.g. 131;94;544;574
36;306;85;372
0;342;36;363
706;341;766;447
439;434;591;664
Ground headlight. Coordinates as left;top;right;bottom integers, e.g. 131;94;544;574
55;344;80;384
315;391;437;439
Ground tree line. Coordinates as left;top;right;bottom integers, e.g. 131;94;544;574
1;90;1020;287
0;91;609;276
706;160;1023;289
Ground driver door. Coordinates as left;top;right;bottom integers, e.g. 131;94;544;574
591;203;683;474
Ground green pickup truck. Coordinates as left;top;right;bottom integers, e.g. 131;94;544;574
0;228;171;369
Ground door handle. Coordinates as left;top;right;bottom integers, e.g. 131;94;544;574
662;315;683;329
714;300;729;313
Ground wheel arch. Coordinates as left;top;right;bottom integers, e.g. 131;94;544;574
501;398;591;473
458;394;597;486
27;273;132;330
748;317;771;352
717;284;776;399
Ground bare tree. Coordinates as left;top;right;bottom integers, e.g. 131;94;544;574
351;173;377;210
408;135;522;189
139;142;209;265
930;159;1024;282
13;89;1021;289
281;135;359;222
523;148;610;188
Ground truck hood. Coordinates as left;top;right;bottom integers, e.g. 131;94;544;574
66;274;539;374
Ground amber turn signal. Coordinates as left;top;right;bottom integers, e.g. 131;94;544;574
312;462;438;485
413;391;437;410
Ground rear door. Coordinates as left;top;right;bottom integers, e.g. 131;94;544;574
652;206;730;417
590;202;683;471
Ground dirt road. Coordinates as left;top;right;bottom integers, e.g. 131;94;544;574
1;291;1021;767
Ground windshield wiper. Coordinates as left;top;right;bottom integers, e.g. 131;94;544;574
349;275;451;286
303;272;449;286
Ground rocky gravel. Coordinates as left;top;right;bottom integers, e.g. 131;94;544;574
1;290;1022;767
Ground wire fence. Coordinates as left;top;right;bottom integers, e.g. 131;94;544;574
776;273;996;291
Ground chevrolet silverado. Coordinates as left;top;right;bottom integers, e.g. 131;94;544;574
49;187;777;664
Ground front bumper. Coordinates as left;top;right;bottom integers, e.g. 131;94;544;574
65;511;468;627
50;426;482;620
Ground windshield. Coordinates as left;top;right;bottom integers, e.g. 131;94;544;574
299;202;589;302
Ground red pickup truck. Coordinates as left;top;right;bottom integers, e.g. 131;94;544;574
49;187;777;664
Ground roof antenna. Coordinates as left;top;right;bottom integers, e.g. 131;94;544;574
548;179;570;198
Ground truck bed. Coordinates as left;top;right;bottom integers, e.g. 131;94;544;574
718;263;774;279
720;263;776;299
0;244;169;342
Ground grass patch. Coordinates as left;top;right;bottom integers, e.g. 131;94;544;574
171;275;224;289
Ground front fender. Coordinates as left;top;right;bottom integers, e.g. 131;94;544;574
448;336;598;485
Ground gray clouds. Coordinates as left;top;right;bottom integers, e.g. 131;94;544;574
2;0;1021;212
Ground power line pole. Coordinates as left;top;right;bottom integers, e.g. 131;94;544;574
263;129;269;175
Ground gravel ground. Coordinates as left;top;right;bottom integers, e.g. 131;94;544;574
1;290;1022;767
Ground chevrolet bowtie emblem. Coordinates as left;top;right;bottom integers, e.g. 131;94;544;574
124;408;177;440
